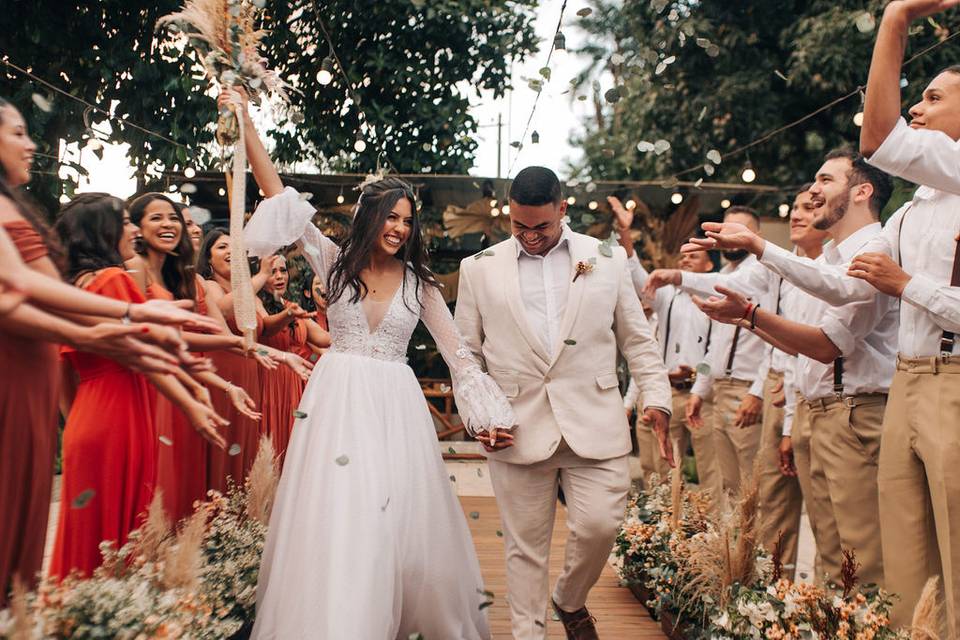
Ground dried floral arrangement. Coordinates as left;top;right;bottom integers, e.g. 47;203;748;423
0;437;279;640
614;474;924;639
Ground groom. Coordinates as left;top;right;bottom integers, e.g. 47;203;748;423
455;166;673;639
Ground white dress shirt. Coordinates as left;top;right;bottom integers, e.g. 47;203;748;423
778;224;898;407
759;117;960;358
623;254;712;409
515;225;572;359
682;255;770;399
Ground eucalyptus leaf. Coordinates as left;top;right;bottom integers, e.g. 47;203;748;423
228;444;242;456
335;454;350;466
72;489;96;509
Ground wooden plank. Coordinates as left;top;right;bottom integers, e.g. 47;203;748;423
460;496;666;639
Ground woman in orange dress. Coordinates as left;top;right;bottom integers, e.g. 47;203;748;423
258;256;330;464
48;194;159;577
126;193;261;523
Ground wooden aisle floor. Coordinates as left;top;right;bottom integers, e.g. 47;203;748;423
460;496;666;640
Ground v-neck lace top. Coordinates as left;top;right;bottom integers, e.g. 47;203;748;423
244;187;515;432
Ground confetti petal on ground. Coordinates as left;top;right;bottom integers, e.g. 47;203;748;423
479;601;493;610
335;454;350;466
228;444;242;456
564;339;577;345
496;530;504;537
159;436;173;446
477;468;484;478
293;410;308;419
470;511;480;519
448;447;457;455
72;489;96;509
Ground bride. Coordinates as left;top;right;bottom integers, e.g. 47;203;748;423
225;90;516;639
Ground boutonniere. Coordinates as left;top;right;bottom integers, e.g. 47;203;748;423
573;257;597;282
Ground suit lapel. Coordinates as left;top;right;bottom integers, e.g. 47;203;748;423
549;234;590;367
500;243;552;365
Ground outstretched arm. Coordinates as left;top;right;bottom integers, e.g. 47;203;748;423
224;88;285;198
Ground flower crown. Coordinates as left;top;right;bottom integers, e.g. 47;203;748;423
355;170;387;210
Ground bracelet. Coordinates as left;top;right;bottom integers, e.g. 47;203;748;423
750;303;761;330
740;302;754;321
121;302;133;325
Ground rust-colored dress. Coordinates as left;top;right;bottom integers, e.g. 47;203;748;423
49;268;157;578
147;280;209;524
207;312;264;493
260;305;308;465
0;221;60;604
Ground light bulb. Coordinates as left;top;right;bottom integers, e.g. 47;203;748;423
490;207;500;217
317;57;334;86
184;167;196;179
168;184;178;192
489;199;498;208
778;203;790;217
218;187;226;197
625;199;637;210
588;200;598;210
741;167;756;183
59;194;70;204
566;196;576;205
337;194;345;204
354;138;367;153
502;204;510;215
671;192;683;205
721;199;731;209
853;111;864;127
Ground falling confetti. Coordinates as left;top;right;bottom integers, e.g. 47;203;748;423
703;164;716;176
637;141;655;153
448;447;457;455
469;511;480;520
159;435;173;446
298;192;313;202
774;69;789;82
293;410;308;419
477;468;484;478
449;474;457;482
496;530;504;537
694;178;703;188
564;339;577;346
855;11;876;33
706;149;722;164
654;139;671;155
538;66;552;81
603;87;621;104
290;110;305;124
228;444;242;456
655;62;667;75
535;620;546;628
335;454;350;466
576;7;592;17
479;601;493;611
31;93;52;112
72;489;96;509
180;183;198;195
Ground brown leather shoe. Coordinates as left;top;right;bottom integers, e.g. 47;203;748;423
552;599;599;640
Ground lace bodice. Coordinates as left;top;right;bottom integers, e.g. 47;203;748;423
245;187;515;432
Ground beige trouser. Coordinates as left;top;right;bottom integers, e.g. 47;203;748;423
880;356;960;637
636;390;721;497
712;378;762;495
808;393;886;591
488;440;631;640
758;371;803;577
792;395;843;585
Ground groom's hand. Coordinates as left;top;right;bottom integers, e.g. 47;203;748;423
641;408;674;468
475;427;515;452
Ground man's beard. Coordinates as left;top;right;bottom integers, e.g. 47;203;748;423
722;249;749;262
812;190;850;231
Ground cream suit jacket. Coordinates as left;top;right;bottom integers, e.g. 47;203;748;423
454;231;672;465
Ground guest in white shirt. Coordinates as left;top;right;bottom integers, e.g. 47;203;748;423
691;152;896;590
608;196;723;503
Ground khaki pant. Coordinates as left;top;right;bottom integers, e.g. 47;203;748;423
758;371;803;577
636;390;721;501
712;378;762;495
488;440;631;640
793;395;843;585
880;356;960;637
808;394;886;590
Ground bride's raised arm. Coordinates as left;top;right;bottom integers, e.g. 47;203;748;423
419;283;516;437
224;88;338;280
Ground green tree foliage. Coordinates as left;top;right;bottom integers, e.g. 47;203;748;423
0;0;538;212
570;1;960;194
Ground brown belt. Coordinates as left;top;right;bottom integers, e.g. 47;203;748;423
896;354;960;374
803;392;887;411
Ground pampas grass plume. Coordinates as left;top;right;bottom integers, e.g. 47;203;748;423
911;576;942;640
246;434;279;526
161;506;207;592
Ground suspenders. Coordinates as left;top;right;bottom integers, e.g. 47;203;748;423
662;291;678;361
725;325;742;377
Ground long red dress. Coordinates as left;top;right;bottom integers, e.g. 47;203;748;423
147;280;209;524
260;305;308;466
49;268;157;578
0;221;60;604
207;312;264;493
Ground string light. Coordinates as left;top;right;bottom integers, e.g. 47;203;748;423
354;137;367;153
778;203;790;217
316;56;334;86
183;167;196;178
671;192;683;205
741;163;756;184
59;194;70;204
566;196;576;205
588;200;598;210
489;199;498;208
490;207;500;217
531;130;540;144
853;111;864;127
554;31;566;52
218;187;226;197
502;204;511;215
625;199;637;210
721;199;731;209
336;185;345;204
168;184;178;192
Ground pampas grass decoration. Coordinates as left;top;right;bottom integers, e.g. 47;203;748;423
730;477;759;588
669;440;683;531
911;576;942;640
246;434;279;526
136;490;172;564
161;505;208;592
7;577;33;640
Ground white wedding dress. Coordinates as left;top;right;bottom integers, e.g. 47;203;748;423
245;188;515;640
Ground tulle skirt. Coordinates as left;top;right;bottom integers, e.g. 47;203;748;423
251;352;491;640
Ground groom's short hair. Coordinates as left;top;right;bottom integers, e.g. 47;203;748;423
509;166;562;206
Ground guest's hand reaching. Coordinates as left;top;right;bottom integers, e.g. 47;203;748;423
682;221;765;256
692;285;752;326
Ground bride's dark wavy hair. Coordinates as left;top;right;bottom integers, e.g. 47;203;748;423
326;176;438;310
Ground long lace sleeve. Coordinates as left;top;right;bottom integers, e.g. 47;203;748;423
420;283;516;435
244;186;339;280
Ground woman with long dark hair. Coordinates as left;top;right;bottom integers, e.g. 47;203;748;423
257;254;330;464
227;90;514;639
